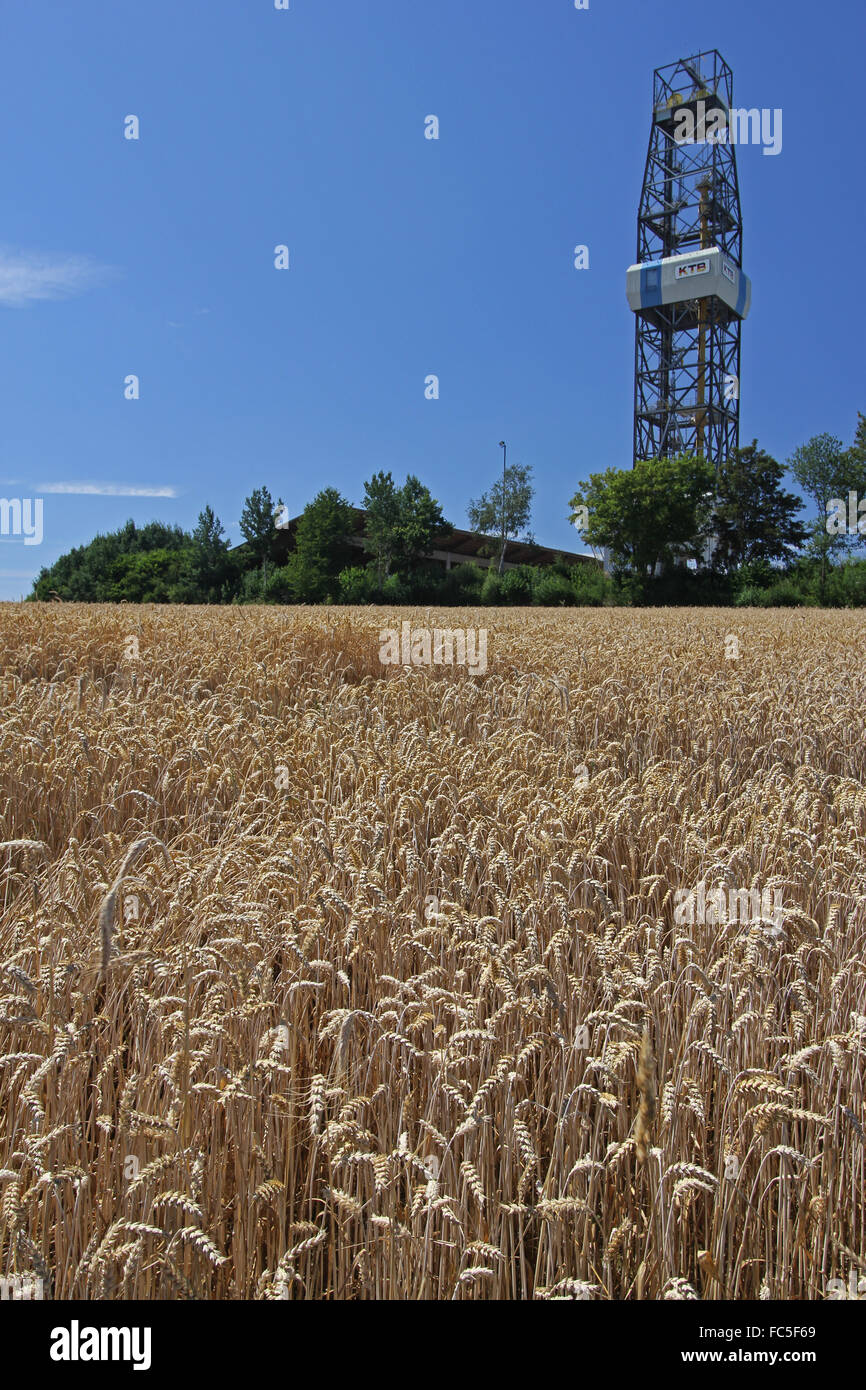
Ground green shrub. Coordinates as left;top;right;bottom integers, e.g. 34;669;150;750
263;566;294;604
641;567;733;606
401;565;449;604
235;568;267;604
826;560;866;608
532;572;576;607
570;564;614;607
440;563;485;604
759;581;807;607
338;566;377;605
610;571;647;606
381;572;410;604
499;566;535;605
480;570;504;605
731;560;777;597
734;586;762;607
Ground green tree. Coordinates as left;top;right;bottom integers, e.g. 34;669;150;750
363;472;402;585
30;519;192;602
191;505;231;602
239;486;283;581
393;474;448;573
788;433;855;601
468;464;534;574
285;489;356;602
711;442;806;571
362;472;448;584
107;548;192;603
569;454;715;576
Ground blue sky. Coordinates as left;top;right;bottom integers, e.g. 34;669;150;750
1;0;863;599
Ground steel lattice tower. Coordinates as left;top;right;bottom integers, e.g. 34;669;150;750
627;52;750;472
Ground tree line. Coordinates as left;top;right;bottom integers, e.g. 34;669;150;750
29;416;866;607
569;416;866;606
29;466;530;607
30;463;547;606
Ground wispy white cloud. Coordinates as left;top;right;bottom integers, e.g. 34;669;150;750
0;247;117;307
38;482;178;498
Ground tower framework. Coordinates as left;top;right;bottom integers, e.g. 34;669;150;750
627;52;750;471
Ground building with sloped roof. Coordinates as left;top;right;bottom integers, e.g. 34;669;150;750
267;507;598;573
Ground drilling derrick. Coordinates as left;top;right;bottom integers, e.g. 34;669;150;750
626;51;751;472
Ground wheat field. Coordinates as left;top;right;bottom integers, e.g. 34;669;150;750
0;602;864;1300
